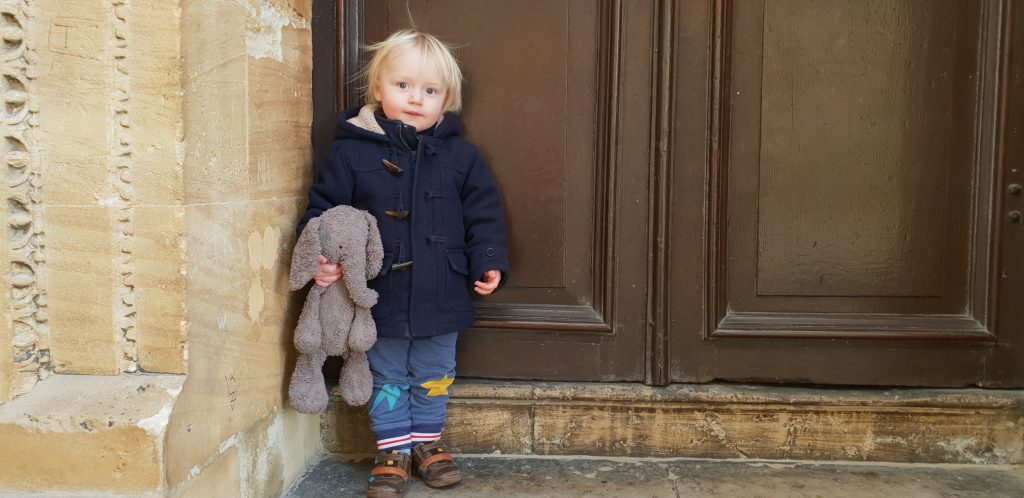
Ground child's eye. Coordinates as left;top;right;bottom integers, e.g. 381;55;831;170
397;82;408;89
425;88;437;95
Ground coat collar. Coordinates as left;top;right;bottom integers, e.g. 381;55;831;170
346;104;385;135
336;105;463;144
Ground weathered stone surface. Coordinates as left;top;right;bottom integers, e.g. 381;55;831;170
6;0;47;398
165;0;314;491
322;398;376;455
129;0;184;207
0;221;11;403
44;205;118;375
531;403;1024;463
181;0;248;206
165;199;305;482
445;402;534;455
167;404;319;498
35;0;114;207
238;409;287;498
0;374;182;495
0;338;9;404
168;447;240;498
32;0;183;379
325;380;1024;464
165;202;256;484
248;22;313;200
286;454;1024;498
282;408;324;488
134;206;187;374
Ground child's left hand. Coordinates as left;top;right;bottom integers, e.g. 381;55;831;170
474;270;501;295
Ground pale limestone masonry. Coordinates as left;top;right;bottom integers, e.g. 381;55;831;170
0;374;184;495
327;381;1024;465
110;0;139;374
0;0;322;496
2;0;47;404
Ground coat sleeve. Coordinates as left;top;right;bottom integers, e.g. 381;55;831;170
460;149;510;290
297;141;354;236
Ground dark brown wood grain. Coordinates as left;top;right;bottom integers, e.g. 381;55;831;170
671;0;1022;386
987;0;1024;387
311;0;338;167
317;0;1024;387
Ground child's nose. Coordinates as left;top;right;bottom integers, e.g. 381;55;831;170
408;89;422;104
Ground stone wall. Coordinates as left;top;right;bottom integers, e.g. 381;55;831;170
0;0;322;495
166;0;321;495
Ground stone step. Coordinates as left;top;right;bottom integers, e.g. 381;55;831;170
0;374;184;496
283;454;1024;497
324;380;1024;464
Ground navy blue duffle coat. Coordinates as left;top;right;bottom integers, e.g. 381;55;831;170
298;105;510;338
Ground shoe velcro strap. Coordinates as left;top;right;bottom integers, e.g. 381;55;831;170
418;452;454;472
371;466;409;480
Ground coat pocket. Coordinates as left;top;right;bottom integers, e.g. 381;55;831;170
368;252;393;318
443;250;474;312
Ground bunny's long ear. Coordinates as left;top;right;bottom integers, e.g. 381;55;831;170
364;211;384;280
289;217;322;291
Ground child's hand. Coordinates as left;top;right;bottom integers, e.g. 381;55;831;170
314;255;343;287
474;270;501;295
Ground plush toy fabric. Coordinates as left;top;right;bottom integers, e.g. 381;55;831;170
288;205;384;413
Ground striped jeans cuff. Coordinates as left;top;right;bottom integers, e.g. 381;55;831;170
410;431;442;444
376;433;412;451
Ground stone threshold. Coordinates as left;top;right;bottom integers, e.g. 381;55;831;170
324;380;1024;465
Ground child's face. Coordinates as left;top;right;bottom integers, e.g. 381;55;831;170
373;49;447;132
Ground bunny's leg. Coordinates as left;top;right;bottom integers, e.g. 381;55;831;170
287;348;329;414
348;307;378;353
339;351;372;406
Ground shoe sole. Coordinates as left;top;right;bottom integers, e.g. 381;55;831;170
367;490;405;498
422;472;462;488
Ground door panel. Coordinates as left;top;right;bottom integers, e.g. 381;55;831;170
731;0;979;314
670;0;1022;386
357;0;652;381
717;0;990;338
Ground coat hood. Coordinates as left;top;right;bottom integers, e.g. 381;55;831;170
335;104;462;142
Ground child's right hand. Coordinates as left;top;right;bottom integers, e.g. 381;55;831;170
313;255;343;287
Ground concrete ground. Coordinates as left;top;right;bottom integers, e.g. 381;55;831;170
282;454;1024;498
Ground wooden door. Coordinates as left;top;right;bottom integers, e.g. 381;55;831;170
668;0;1024;387
315;0;1024;387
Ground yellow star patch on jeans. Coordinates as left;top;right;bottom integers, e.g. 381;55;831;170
420;375;455;396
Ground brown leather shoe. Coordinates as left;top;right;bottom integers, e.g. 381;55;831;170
411;440;462;488
367;451;410;498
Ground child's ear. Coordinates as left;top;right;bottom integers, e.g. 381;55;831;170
371;81;382;103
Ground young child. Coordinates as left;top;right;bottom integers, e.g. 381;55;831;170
297;30;509;497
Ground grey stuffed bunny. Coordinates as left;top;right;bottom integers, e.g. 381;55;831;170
288;205;384;413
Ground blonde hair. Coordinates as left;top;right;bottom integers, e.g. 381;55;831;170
361;30;463;113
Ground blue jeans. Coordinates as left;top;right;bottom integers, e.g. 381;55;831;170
366;330;458;451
